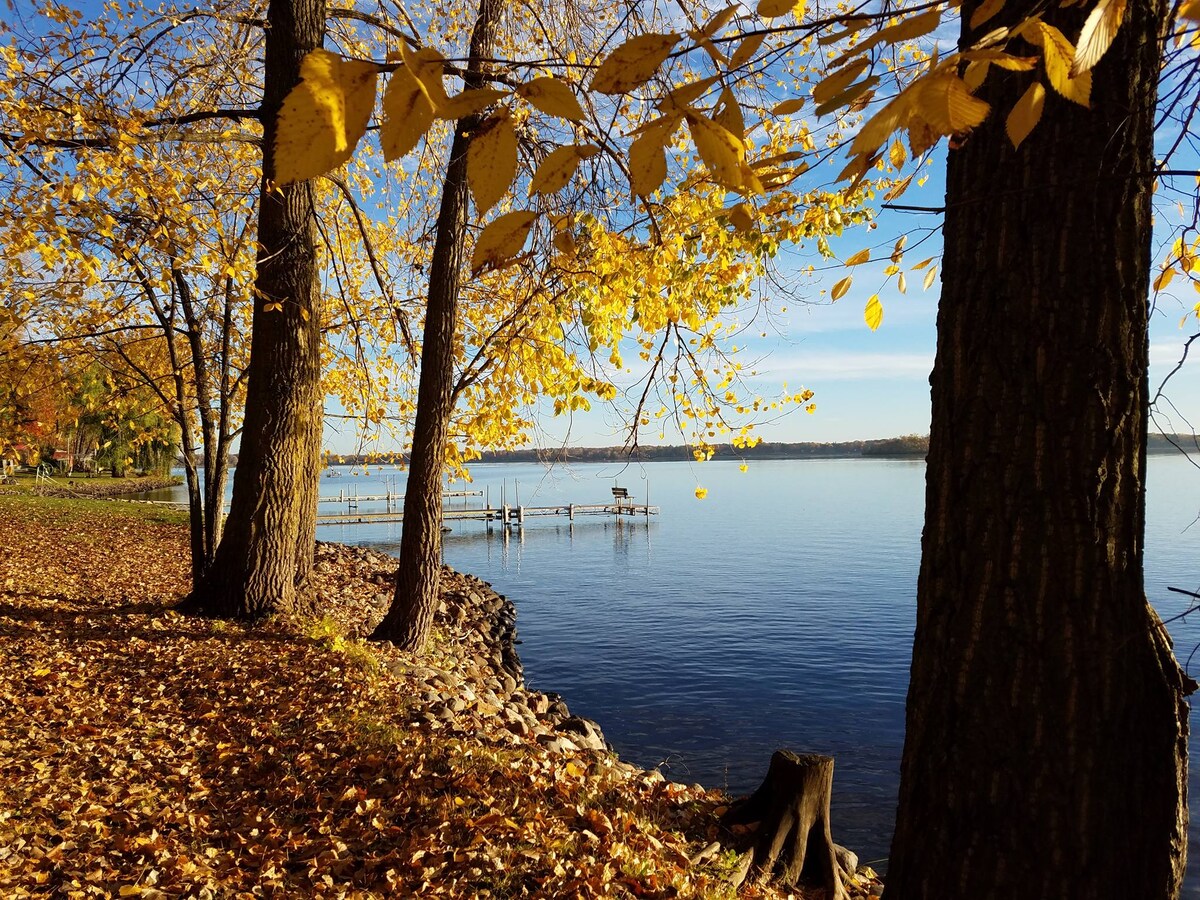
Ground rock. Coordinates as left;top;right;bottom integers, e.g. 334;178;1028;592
689;841;721;865
548;698;570;719
536;733;579;754
834;844;858;876
557;716;608;751
500;673;517;694
506;718;531;737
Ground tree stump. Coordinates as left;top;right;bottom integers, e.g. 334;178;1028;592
721;750;847;899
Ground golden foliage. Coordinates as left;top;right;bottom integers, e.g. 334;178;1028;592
274;50;377;185
470;211;538;274
381;65;435;161
466;111;519;214
591;33;681;94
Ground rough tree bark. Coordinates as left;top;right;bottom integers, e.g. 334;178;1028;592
179;0;325;620
885;0;1191;896
370;0;504;650
723;751;847;898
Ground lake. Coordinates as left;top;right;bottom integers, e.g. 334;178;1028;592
155;454;1200;887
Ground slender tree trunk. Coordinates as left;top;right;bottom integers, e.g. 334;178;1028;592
885;2;1190;897
180;0;325;620
181;448;205;581
371;0;504;650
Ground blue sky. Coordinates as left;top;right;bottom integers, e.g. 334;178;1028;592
438;161;1200;451
324;155;1200;452
308;12;1200;454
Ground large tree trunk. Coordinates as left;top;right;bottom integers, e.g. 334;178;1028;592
180;0;325;620
885;2;1190;897
370;0;504;651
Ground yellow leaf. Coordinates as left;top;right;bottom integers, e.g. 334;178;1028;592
772;98;806;115
969;0;1006;31
960;49;1039;71
714;87;745;139
837;152;873;185
565;760;586;777
692;33;730;67
963;60;989;91
629;128;669;196
831;275;852;300
849;89;913;158
728;202;755;231
695;486;708;499
471;210;538;275
845;248;871;266
914;74;990;134
740;463;749;472
553;231;576;257
757;0;804;18
686;112;745;192
1005;81;1044;149
660;76;719;112
813;58;870;106
591;33;681;94
700;4;739;36
864;295;883;331
898;272;907;294
911;256;935;270
814;76;879;118
877;8;943;45
380;66;434;161
889;138;907;168
274;50;378;185
530;144;599;196
730;32;767;70
1153;267;1177;292
516;76;585;121
436;87;508;120
1036;22;1091;106
118;888;142;898
923;265;938;290
1071;0;1126;76
399;44;448;108
1182;0;1200;19
467;111;518;214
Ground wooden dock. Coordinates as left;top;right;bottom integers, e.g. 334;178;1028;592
316;501;658;527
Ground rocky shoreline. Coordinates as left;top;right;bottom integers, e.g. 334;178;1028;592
309;541;882;896
313;543;616;757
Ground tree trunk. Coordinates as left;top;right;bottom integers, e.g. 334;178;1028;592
885;2;1190;897
371;0;504;651
723;751;847;898
179;0;325;620
181;451;205;582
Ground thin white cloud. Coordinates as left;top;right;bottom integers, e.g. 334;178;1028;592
761;351;934;381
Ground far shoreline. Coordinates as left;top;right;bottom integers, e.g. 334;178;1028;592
192;431;1198;468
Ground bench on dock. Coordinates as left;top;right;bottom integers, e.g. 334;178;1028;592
611;486;630;506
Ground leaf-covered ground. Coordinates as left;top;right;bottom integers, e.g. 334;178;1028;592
0;495;882;899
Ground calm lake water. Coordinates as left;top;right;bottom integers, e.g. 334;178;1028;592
156;454;1200;887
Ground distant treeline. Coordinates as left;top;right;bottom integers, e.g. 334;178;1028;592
469;434;933;463
194;432;1199;468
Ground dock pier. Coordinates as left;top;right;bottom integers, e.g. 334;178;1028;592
315;499;658;528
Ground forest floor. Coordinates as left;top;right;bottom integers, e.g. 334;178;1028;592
0;494;883;899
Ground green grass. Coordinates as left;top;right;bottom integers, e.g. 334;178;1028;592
0;492;190;527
